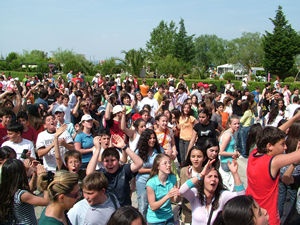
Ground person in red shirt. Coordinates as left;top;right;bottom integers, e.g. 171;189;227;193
0;108;14;146
246;111;300;225
17;111;37;145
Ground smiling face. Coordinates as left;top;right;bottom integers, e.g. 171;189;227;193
83;119;93;129
158;116;168;130
204;169;219;194
44;115;57;133
137;121;146;134
229;118;240;132
148;133;157;148
190;149;205;170
103;155;119;174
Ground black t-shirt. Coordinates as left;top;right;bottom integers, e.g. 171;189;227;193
193;120;218;147
98;164;135;207
47;92;59;105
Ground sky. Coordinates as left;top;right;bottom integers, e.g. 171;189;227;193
1;0;299;62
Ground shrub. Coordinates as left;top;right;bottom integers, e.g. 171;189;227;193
284;76;295;82
223;72;235;81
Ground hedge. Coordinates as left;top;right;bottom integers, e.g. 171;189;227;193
1;70;299;93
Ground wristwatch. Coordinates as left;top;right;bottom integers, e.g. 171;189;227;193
121;144;128;151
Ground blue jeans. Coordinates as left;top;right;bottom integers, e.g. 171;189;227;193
239;125;250;157
278;180;297;219
136;179;148;219
148;217;175;225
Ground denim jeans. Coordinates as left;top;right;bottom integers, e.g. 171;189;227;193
221;162;230;172
239;125;251;157
278;180;297;219
136;179;148;219
179;139;190;164
148;216;175;225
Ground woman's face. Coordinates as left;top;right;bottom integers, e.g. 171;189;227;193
141;112;149;122
253;200;269;225
163;110;170;120
136;93;142;101
278;100;284;109
206;146;219;160
229;118;240;132
137;121;146;134
83;120;93;129
64;184;81;210
158;156;171;175
190;149;205;170
192;96;197;104
158;116;168;130
148;133;157;148
204;169;219;194
183;104;190;115
199;113;209;124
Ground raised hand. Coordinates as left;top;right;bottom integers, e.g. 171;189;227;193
112;134;126;149
93;136;101;149
201;159;215;177
55;124;67;138
228;159;238;174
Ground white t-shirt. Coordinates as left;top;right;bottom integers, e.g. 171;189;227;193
115;77;121;86
36;130;73;172
60;104;72;123
285;103;300;119
140;97;159;117
2;138;36;160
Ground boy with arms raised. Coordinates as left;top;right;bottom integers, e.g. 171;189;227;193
86;135;143;206
246;111;300;225
68;172;119;225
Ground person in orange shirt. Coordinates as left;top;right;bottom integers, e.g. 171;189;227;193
139;79;149;97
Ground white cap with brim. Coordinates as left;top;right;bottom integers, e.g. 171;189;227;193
113;105;123;115
54;106;64;114
169;86;175;93
80;114;93;124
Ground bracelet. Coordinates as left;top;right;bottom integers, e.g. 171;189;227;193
234;184;245;192
196;173;203;181
122;144;128;151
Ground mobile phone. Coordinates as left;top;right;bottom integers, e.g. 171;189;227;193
21;149;29;159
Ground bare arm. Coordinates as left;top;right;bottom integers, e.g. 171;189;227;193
86;138;101;175
74;142;93;154
120;111;135;139
20;191;49;206
281;164;295;185
71;96;81;118
279;111;300;132
13;88;22;114
38;143;55;157
219;132;239;158
187;130;197;154
104;102;113;120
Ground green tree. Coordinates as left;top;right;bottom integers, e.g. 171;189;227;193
120;48;146;76
146;20;177;59
6;52;21;70
263;6;300;79
194;34;227;70
174;18;195;63
156;54;182;76
226;32;264;71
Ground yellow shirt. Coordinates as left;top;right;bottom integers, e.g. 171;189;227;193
154;92;163;105
178;116;196;140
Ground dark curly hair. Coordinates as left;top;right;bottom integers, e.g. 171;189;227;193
136;129;161;162
196;168;226;211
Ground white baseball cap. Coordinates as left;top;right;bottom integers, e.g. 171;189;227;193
112;105;123;114
80;114;93;124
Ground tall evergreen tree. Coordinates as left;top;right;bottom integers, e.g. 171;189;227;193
263;6;300;79
174;18;195;63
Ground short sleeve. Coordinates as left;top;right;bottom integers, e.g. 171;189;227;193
170;174;177;186
193;123;200;132
14;189;27;204
74;133;82;143
62;131;73;143
36;133;45;150
190;116;196;123
146;177;156;190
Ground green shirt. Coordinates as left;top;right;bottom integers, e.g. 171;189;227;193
39;208;71;225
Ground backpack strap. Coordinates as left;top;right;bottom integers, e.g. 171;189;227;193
108;193;118;210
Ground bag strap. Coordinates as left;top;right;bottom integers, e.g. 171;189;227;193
207;206;214;225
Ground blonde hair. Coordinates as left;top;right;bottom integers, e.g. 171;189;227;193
47;171;79;201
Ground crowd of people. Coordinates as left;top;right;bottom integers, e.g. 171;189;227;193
0;70;300;225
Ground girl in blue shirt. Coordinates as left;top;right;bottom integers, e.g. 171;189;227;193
146;154;179;225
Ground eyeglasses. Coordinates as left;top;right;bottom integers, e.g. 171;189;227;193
81;104;89;107
65;191;81;199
